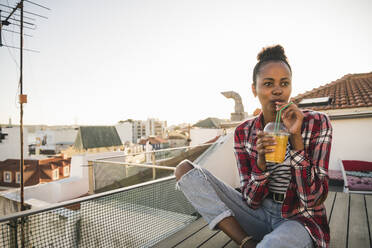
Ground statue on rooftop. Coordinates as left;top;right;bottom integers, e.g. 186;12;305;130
221;91;248;121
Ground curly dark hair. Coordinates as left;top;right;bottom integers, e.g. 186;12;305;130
252;45;292;86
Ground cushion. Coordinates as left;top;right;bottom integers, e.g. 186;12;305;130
328;170;344;186
345;171;372;178
329;170;343;180
347;175;372;191
342;160;372;172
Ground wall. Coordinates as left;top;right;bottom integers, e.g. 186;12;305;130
0;196;20;217
115;122;134;144
0;127;29;161
53;128;78;144
30;128;78;152
196;132;240;188
168;139;187;148
190;128;223;146
328;117;372;170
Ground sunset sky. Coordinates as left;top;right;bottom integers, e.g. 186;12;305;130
1;0;371;126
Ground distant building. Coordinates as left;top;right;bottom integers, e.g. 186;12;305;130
193;117;226;129
28;127;78;155
146;118;167;139
0;156;71;187
116;118;167;144
73;126;123;153
0;126;29;161
190;117;226;146
116;120;135;144
138;136;169;150
292;72;372;170
167;131;188;148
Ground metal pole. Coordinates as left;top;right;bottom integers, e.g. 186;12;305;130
19;1;26;247
19;0;25;212
0;9;2;47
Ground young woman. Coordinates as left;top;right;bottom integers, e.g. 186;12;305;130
175;45;332;248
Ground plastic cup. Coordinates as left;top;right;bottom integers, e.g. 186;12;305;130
263;122;290;163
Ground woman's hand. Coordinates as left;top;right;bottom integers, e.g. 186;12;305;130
276;102;304;135
256;131;276;171
276;102;304;151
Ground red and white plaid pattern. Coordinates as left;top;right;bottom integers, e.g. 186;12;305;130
234;110;332;248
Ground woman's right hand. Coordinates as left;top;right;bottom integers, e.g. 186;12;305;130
256;131;276;171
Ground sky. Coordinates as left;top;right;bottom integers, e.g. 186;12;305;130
1;0;371;126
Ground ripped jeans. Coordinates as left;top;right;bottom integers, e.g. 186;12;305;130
176;161;314;248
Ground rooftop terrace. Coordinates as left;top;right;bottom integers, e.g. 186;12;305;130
0;139;371;247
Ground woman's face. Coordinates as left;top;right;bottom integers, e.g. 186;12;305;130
252;61;292;115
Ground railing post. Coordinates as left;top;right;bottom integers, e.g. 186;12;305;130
9;218;18;248
88;160;95;194
151;152;156;180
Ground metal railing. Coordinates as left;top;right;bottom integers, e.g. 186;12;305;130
0;141;224;247
88;142;220;193
0;176;197;247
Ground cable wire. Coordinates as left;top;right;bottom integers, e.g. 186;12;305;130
1;9;36;21
24;0;50;11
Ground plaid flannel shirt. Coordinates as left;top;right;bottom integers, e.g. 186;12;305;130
234;110;332;248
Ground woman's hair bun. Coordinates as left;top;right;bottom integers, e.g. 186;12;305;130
257;44;287;62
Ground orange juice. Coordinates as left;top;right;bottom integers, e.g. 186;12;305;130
265;134;289;163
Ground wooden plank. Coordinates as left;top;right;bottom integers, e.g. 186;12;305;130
223;239;239;248
199;230;231;248
153;218;207;248
175;225;218;248
348;194;370;248
329;192;348;248
365;195;372;247
325;191;336;221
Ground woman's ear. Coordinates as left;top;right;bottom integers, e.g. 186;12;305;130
252;83;257;97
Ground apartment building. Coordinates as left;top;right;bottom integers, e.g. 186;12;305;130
116;118;167;144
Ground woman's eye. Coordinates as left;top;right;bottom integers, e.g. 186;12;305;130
281;81;289;86
263;82;272;86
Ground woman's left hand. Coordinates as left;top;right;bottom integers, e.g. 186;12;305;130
276;102;304;135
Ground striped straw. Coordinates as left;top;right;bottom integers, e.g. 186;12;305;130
275;102;293;133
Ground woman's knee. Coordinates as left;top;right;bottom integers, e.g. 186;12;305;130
175;160;194;181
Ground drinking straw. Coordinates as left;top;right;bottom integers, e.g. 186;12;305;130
274;102;293;133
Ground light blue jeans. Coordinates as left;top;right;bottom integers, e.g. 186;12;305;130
176;161;314;248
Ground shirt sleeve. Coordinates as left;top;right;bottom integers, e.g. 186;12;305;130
234;126;270;209
289;113;332;208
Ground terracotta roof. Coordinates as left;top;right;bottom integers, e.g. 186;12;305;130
292;72;372;111
139;136;168;145
253;108;261;116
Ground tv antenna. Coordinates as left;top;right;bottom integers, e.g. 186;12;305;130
0;1;49;246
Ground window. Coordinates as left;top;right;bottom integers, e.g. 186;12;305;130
52;169;59;180
63;166;70;177
16;172;21;184
4;171;12;183
298;97;331;107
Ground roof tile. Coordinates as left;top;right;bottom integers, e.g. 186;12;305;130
292;72;372;111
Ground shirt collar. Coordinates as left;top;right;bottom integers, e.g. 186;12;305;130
255;112;264;131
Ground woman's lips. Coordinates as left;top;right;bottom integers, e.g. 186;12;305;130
270;100;285;106
270;100;286;110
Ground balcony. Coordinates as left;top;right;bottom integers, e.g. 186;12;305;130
1;137;371;247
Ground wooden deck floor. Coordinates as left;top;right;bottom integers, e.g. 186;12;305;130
154;192;372;248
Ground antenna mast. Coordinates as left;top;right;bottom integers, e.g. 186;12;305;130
0;1;49;246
